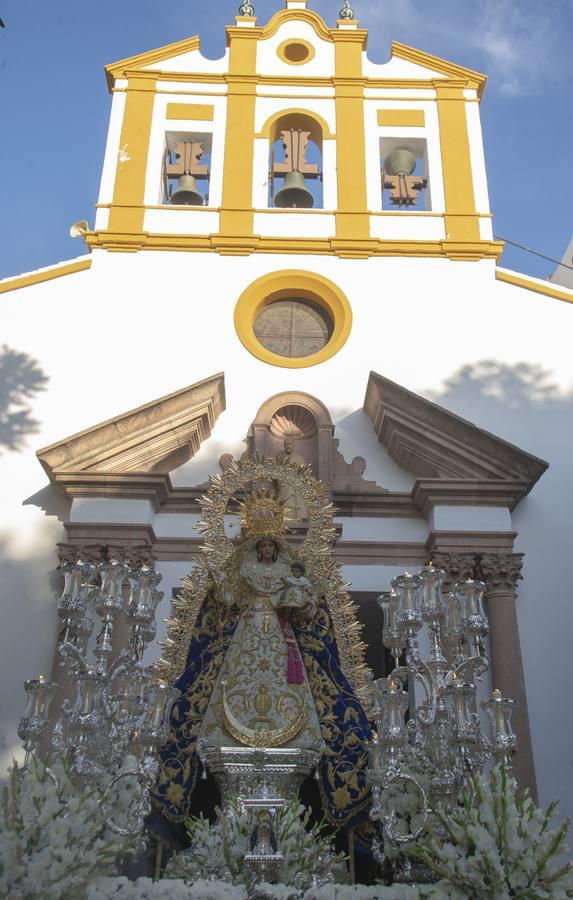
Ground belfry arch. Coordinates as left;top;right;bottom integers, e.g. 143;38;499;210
260;108;332;209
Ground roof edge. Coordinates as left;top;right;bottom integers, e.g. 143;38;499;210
496;267;573;306
105;35;202;90
0;256;92;296
37;373;226;477
364;370;548;501
391;41;487;97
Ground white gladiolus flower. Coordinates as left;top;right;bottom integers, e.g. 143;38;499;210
0;757;135;900
412;762;573;899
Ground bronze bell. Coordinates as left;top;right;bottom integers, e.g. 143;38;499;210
384;148;416;177
274;170;314;209
171;171;204;206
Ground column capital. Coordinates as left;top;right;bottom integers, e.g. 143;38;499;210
58;541;154;568
430;552;477;589
478;552;524;591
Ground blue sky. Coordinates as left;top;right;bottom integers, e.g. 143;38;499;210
0;0;571;280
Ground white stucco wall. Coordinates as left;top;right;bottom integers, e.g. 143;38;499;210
1;3;573;829
1;248;572;818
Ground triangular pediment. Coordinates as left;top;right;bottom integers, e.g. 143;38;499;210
105;36;221;89
364;371;547;511
104;20;484;93
37;374;225;478
389;43;487;96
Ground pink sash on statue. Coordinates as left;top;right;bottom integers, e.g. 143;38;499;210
277;611;304;684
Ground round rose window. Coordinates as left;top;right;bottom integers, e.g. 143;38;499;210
253;298;333;358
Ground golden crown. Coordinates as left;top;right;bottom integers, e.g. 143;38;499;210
240;489;288;538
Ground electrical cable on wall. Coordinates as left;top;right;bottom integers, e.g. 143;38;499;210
495;235;573;271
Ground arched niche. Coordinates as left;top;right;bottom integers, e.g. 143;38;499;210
261;110;330;209
249;391;334;486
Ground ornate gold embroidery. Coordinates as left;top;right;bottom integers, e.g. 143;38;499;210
221;682;308;748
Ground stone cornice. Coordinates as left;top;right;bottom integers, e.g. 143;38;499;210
48;475;529;519
332;490;421;518
37;374;225;478
412;479;532;514
50;473;172;511
48;473;424;519
60;521;426;566
364;372;548;508
426;530;517;555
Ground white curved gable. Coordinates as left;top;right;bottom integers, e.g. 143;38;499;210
363;53;446;80
142;46;229;74
257;20;335;77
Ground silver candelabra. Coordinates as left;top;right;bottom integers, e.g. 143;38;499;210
18;559;178;835
368;565;517;881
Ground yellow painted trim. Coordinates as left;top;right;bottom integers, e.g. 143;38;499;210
166;102;214;120
86;229;504;261
110;69;470;94
495;269;573;305
377;109;425;127
391;41;487;99
118;70;228;86
234;270;352;368
258;8;332;42
106;36;201;90
114;88;228;98
97;204;492;219
435;84;480;243
334;32;369;241
277;39;316;66
151;72;431;90
108;78;156;236
256;107;334;141
256;92;336;101
219;28;258;239
0;258;92;295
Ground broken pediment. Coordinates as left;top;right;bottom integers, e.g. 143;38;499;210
364;371;548;511
37;374;225;478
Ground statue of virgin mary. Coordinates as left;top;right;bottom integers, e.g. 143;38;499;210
150;464;372;845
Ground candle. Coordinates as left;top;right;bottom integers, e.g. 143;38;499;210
491;690;507;735
452;682;467;727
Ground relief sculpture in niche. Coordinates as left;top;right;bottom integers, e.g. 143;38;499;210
215;394;386;509
277;437;308;521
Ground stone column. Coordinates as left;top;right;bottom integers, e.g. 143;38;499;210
478;553;537;800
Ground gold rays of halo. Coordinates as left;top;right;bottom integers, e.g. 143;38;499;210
155;453;373;710
238;487;291;539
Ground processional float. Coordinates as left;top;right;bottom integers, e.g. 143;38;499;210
17;454;516;889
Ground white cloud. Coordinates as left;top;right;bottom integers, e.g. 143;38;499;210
313;0;569;96
169;0;570;97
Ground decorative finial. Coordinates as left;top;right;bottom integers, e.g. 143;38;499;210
339;0;355;19
238;1;255;15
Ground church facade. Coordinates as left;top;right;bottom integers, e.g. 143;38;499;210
1;0;572;825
